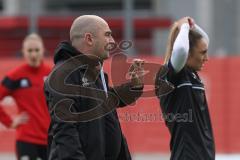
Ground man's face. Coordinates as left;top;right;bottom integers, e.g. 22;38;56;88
187;38;209;71
94;22;115;60
22;39;44;67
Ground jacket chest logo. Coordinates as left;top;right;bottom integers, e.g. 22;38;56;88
82;77;92;87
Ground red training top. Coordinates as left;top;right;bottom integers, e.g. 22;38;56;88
0;62;51;145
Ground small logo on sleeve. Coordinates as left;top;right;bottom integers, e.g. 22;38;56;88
20;79;30;88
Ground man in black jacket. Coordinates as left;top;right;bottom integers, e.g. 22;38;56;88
44;15;144;160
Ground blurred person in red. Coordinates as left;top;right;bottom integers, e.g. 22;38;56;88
0;33;51;160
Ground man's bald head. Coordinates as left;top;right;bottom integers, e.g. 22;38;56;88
69;15;114;60
70;15;107;42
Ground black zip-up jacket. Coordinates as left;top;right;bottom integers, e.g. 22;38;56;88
44;42;143;160
155;62;215;160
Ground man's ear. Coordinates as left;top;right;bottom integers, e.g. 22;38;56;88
85;33;93;46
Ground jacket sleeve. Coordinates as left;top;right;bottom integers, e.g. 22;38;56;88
103;72;143;108
109;82;143;108
170;23;190;73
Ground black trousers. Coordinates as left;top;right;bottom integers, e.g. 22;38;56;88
16;140;47;160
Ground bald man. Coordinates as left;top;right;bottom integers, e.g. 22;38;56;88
44;15;144;160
